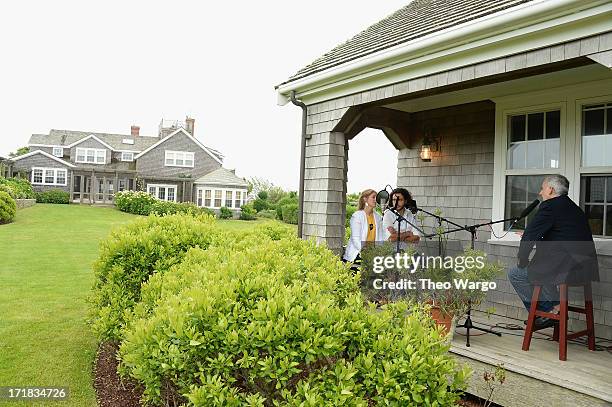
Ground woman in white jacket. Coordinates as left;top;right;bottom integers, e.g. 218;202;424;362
343;189;384;267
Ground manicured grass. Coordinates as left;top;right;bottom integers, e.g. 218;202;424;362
0;204;293;406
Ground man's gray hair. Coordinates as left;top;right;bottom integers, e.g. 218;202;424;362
543;174;569;196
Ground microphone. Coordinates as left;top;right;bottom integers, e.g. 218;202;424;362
519;199;540;220
376;189;389;209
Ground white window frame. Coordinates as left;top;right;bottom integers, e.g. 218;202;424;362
121;151;134;162
164;150;195;168
76;147;106;164
52;146;63;157
31;167;67;186
146;184;177;202
491;79;612;242
196;187;248;209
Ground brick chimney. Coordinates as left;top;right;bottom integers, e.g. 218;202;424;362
131;125;140;137
185;116;195;135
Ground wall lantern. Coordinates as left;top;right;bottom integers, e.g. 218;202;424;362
420;131;439;162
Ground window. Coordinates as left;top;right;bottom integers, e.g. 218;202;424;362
147;184;177;202
235;191;242;208
502;108;562;231
214;190;222;207
225;191;233;208
76;147;106;164
31;168;67;186
580;176;612;237
121;152;134;162
164;150;195;167
582;103;612;167
118;179;127;191
197;189;203;207
52;147;63;157
205;190;211;207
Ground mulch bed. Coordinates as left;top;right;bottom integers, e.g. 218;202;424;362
94;341;496;407
94;341;143;407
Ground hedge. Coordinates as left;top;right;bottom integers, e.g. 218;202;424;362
0;191;16;224
117;231;469;406
35;189;70;204
0;177;34;199
281;202;298;224
219;206;233;219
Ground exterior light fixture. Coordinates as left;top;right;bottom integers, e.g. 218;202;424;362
420;131;439;162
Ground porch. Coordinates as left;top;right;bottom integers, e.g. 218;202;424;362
70;170;137;205
451;310;612;407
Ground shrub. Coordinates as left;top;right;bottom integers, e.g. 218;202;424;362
252;198;269;213
0;191;17;224
89;214;222;340
35;189;70;204
219;206;233;219
275;196;298;220
115;190;156;215
345;205;357;227
0;184;16;199
256;209;276;219
257;191;268;200
0;177;34;199
118;235;469;406
239;203;256;220
281;203;298;224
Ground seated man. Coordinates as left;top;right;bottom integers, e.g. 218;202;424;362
508;174;599;330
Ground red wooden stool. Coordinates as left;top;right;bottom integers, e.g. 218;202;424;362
522;282;595;361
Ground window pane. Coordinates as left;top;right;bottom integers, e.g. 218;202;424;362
509;115;525;143
148;186;155;196
545;110;560;139
45;169;54;184
528;176;543;201
507;142;526;169
527;113;544;141
509;176;527;201
585;205;604;235
158;187;166;200
56;170;66;185
505;175;549;230
607;207;612;237
176;158;184;165
607;107;612;133
608;178;612;203
584;177;606;203
225;191;232;207
544;139;560;168
168;187;175;202
582;135;609;167
526;141;544;169
33;169;43;183
584;109;604;135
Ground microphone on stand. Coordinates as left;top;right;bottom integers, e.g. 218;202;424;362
506;199;540;231
376;187;391;210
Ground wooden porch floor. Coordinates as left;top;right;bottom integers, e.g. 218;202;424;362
450;311;612;407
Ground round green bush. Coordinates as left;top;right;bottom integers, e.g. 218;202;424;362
115;190;157;215
89;213;223;340
252;198;269;212
240;203;256;220
0;177;34;199
0;184;16;199
281;203;298;224
0;191;17;224
118;235;469;406
219;206;233;219
275;196;298;220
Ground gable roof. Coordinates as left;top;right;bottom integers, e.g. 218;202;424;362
194;168;248;187
29;130;159;152
281;0;536;85
10;149;76;168
66;134;116;150
134;128;224;165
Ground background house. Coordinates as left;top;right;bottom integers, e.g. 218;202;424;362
9;117;248;211
277;0;612;405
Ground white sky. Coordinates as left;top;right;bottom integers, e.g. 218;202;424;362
0;1;407;194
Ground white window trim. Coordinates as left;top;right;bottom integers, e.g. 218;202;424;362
491;79;612;242
146;184;177;202
164;150;195;168
52;146;63;157
121;151;134;162
75;147;106;164
195;187;248;209
31;167;68;186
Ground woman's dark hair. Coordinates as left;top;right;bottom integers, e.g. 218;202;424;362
389;188;413;210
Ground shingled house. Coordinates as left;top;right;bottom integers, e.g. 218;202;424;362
9;117;248;211
277;0;612;405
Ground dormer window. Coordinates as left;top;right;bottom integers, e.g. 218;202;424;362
76;147;106;164
165;150;195;168
52;147;63;157
121;152;134;162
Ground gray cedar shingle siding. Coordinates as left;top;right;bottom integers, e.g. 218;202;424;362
136;131;221;179
69;137;112;164
11;153;71;193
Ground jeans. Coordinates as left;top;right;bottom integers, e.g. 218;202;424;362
508;266;559;313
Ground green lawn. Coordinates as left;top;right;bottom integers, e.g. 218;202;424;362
0;204;291;406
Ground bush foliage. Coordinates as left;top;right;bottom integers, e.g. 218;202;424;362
115;190;215;218
35;189;70;204
0;191;17;224
0;177;34;199
0;184;16;199
116;230;469;406
281;202;298;225
239;203;256;220
219;206;233;219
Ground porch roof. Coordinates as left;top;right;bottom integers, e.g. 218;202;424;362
194;168;248;188
282;0;536;85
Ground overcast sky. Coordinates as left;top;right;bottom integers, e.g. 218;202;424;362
0;1;408;193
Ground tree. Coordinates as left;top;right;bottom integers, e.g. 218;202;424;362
8;146;29;158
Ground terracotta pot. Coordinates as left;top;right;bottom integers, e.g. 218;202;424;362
429;305;453;334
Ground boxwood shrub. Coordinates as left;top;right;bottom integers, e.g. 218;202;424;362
35;189;70;204
89;213;224;340
0;191;17;224
118;234;469;406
